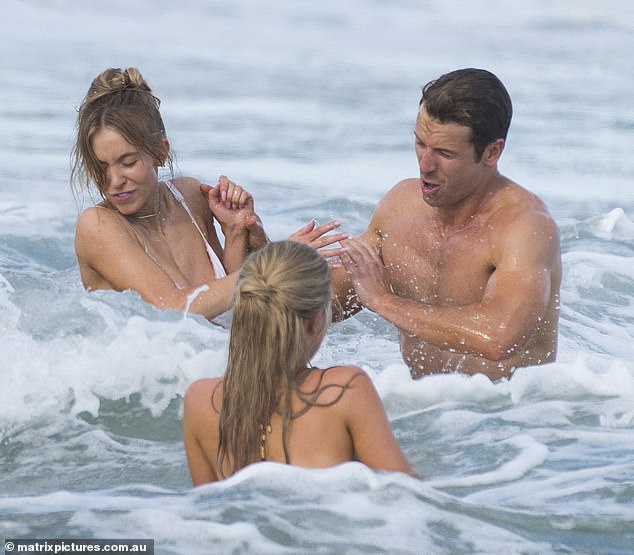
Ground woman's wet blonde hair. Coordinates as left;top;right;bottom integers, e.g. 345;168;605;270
70;67;174;200
217;240;334;477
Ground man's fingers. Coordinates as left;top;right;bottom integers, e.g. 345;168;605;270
317;246;345;259
339;248;358;270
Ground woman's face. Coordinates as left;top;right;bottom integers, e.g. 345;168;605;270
90;126;161;216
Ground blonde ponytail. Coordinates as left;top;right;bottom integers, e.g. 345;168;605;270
218;241;331;476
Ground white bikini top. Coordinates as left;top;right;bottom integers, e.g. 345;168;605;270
164;181;232;328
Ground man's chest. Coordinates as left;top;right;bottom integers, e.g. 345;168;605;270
378;223;495;305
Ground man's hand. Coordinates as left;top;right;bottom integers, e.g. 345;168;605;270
340;237;391;312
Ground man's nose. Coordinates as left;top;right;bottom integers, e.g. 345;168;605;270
418;149;436;175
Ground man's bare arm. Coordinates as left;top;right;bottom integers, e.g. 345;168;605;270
340;212;560;360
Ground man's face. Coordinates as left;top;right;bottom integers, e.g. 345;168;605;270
414;106;487;209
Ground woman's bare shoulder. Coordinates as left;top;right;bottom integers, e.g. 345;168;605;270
75;206;132;251
185;377;222;405
170;176;203;199
171;176;203;191
76;204;118;228
170;177;211;215
184;378;222;432
321;364;367;381
311;365;371;393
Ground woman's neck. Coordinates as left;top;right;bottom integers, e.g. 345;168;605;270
130;181;163;227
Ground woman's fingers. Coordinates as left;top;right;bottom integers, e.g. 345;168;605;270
288;220;348;249
216;175;251;209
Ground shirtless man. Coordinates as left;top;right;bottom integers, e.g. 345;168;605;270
334;68;561;381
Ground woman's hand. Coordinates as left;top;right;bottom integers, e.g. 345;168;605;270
201;176;258;233
201;176;269;256
289;220;348;261
245;214;269;251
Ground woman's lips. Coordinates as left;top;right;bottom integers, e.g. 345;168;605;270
112;190;135;202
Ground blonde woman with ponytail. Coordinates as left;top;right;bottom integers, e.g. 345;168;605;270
184;241;414;485
71;68;346;325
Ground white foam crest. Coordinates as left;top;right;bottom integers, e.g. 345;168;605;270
67;315;227;417
1;463;556;554
559;303;634;357
0;271;15;294
563;249;634;286
431;434;549;489
600;409;634;428
549;425;634;448
183;283;210;317
0;486;175;515
0;276;19;333
581;207;634;240
509;357;634;405
0;200;73;238
375;363;511;414
0;304;228;426
0;332;76;427
463;461;634;512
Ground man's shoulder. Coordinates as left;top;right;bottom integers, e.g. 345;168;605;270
492;180;555;225
362;178;426;241
487;180;560;256
373;178;423;217
383;177;421;200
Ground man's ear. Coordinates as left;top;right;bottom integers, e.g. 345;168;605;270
482;138;505;166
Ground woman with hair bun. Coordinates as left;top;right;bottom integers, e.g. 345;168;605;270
71;67;345;325
183;241;415;485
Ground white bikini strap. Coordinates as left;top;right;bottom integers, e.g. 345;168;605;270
164;181;226;278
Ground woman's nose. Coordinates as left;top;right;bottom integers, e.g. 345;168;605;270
107;167;126;190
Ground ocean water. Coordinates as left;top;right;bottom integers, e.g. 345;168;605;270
2;0;634;553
